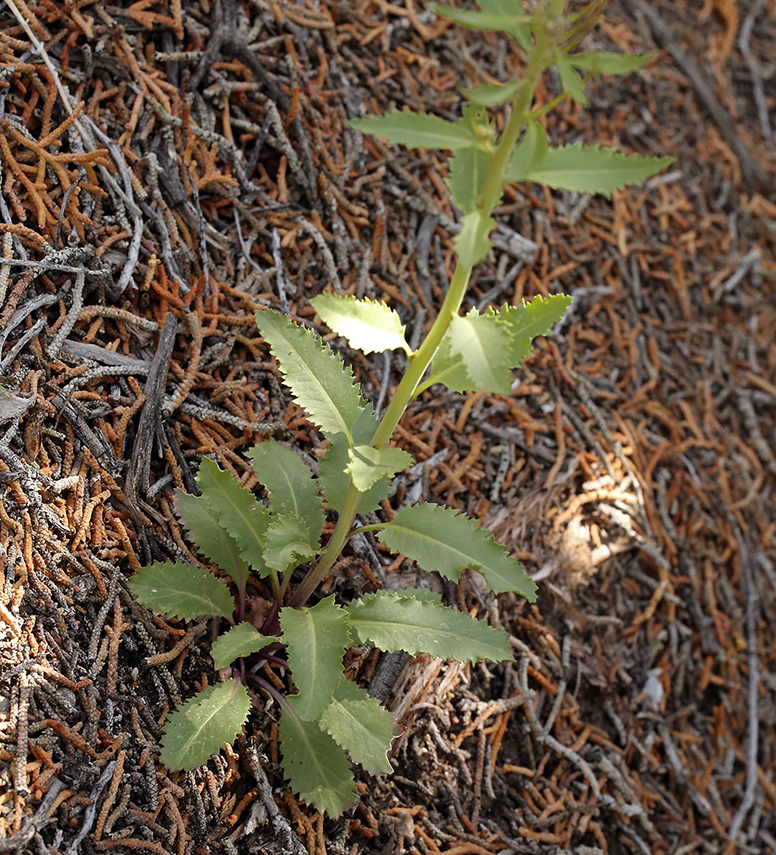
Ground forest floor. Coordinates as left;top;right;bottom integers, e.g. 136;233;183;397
0;1;775;853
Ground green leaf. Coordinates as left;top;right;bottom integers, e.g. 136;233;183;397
319;679;397;774
310;294;410;355
347;445;413;492
196;457;270;578
318;404;390;515
348;110;482;151
527;144;675;198
569;52;654;75
500;294;573;366
248;439;324;547
346;590;512;663
460;78;524;107
160;680;250;772
376;503;536;598
447;309;513;394
428;1;531;46
262;514;318;575
255;309;365;444
210;622;281;670
128;561;234;622
554;51;588;106
447;145;492;214
505;121;547;182
175;491;250;593
280;595;351;720
279;699;357;817
453;210;494;267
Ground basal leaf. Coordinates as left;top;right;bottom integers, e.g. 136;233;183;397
210;622;281;670
526;144;675;198
505;120;548;183
262;514;318;575
319;679;397;774
348;111;482;151
318;404;390;515
447;309;513;394
280;595;351;720
197;457;270;578
376;503;536;598
346;589;512;663
279;699;357;817
499;294;573;366
176;491;250;592
255;309;365;444
447;146;492;214
310;294;410;355
453;210;494;268
554;51;588;106
248;439;324;546
569;52;654;75
128;561;234;622
160;680;250;771
347;445;413;492
460;78;524;107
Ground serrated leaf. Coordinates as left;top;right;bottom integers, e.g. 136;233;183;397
376;503;536;598
319;680;397;774
554;51;588;106
527;144;675;198
176;491;250;592
160;680;250;771
279;699;357;817
210;622;281;670
346;590;512;662
348;111;482;151
197;457;270;578
255;309;365;444
460;78;524;107
448;309;513;394
263;514;318;575
310;293;410;355
347;445;413;492
318;404;390;515
447;146;492;214
500;294;573;366
248;439;324;546
569;52;654;75
128;561;234;621
453;210;494;268
506;121;547;183
280;595;351;720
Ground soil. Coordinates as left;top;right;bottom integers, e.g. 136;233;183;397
0;1;775;854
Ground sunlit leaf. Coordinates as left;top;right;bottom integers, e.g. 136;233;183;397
347;445;413;492
448;309;513;394
262;514;317;575
129;561;235;622
160;680;250;771
499;294;573;366
210;622;281;670
311;293;410;355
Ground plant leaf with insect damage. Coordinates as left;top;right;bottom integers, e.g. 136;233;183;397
128;561;235;622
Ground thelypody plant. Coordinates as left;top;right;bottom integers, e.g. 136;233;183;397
129;0;673;817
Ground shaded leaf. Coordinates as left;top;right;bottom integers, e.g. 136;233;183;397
262;514;317;575
453;210;494;267
347;445;413;492
128;561;234;622
310;293;410;355
160;680;250;771
248;439;324;547
197;457;270;578
348;111;482;151
279;699;357;817
429;1;531;46
554;51;588;106
500;294;573;366
460;78;524;107
280;595;351;720
447;146;492;213
255;309;365;444
346;590;512;662
210;622;281;670
505;121;548;183
176;491;250;592
319;679;397;774
569;52;654;75
376;503;536;598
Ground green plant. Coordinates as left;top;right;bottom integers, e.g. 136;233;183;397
128;0;673;817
